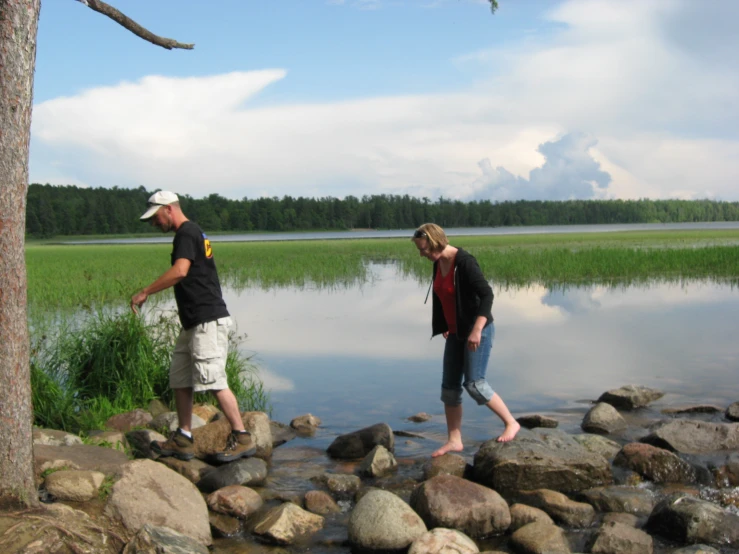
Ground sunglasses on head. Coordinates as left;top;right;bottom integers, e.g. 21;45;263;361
413;230;427;239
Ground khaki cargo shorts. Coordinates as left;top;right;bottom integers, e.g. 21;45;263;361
169;317;232;392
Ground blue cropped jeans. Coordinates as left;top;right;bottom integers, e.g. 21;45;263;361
441;323;495;406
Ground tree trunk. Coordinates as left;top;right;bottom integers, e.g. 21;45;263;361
0;0;41;509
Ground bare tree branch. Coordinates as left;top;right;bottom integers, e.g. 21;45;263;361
76;0;194;50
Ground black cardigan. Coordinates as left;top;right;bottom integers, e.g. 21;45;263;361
430;247;494;340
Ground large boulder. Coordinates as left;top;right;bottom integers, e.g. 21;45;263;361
348;489;427;551
640;420;739;454
473;429;612;495
104;459;211;546
589;521;653;554
572;433;622;462
647;493;739;547
196;457;268;493
597;385;664;410
408;528;479;554
578;486;655;516
192;411;272;460
327;422;394;459
613;442;696;483
581;403;627;434
410;474;510;538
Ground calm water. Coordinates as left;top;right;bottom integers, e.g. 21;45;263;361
223;263;739;453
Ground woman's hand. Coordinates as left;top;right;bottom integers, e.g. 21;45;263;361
467;327;482;351
443;331;449;339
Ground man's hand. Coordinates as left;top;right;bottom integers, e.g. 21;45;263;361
131;290;148;314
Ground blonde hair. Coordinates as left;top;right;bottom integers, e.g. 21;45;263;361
412;223;448;252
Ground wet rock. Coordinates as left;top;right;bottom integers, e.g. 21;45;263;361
304;490;341;515
125;428;167;459
509;521;571;554
192;411;272;460
32;427;84;446
602;512;639;527
647;493;739;547
509;503;554;532
713;452;739;487
149;411;206;433
408;412;432;423
358;444;397;478
408;527;479;554
157;456;215;484
582;402;627;434
726;402;739;422
348;489;427;551
271;420;298;447
473;428;612;494
323;472;361;497
515;489;595;528
423;452;468;480
517;414;559;429
290;413;322;434
640;419;739;454
196;457;268;493
671;546;722;554
206;485;263;518
613;442;696;483
597;384;664;410
87;430;127;451
209;512;241;538
410;474;511;538
106;408;153;432
44;469;105;502
193;403;221;423
578;485;655;516
105;459;211;546
662;405;723;415
572;433;622;461
589;520;653;554
253;502;325;545
327;422;394;459
122;524;209;554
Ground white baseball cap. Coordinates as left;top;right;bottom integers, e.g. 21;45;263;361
140;191;179;220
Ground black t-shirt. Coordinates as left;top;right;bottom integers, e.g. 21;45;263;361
171;221;229;329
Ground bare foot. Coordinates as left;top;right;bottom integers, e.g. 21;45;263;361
496;420;521;442
431;441;464;458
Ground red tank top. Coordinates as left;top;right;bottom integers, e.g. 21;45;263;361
434;262;456;334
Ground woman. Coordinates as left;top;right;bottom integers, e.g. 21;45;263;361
412;223;520;457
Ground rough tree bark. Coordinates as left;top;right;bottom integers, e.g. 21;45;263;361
0;0;42;509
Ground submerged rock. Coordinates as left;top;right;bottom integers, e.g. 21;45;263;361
597;385;664;410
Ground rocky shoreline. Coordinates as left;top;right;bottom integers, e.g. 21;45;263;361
3;384;739;553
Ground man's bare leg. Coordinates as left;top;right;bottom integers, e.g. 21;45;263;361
174;387;194;432
213;388;246;432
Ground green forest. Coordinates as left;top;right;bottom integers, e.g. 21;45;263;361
26;183;739;238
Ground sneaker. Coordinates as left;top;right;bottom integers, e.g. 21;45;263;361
151;428;195;461
213;431;256;463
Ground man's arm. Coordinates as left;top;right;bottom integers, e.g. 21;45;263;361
130;258;191;314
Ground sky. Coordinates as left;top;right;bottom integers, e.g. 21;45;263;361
30;0;739;202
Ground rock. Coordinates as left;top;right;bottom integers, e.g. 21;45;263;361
44;469;105;502
87;430;127;451
662;405;723;415
597;385;664;410
271;420;298;447
157;456;215;484
125;428;167;459
602;512;639;526
304;490;341;514
473;429;612;494
34;443;129;482
517;414;559;429
147;398;170;418
327;422;394;459
348;489;427;551
582;403;627;434
105;459;211;546
209;512;241;538
613;442;696;483
671;546;722;554
290;413;322;433
408;412;432;423
647;493;739;546
640;420;739;454
253;502;324;545
509;504;554;532
509;521;571;554
196;457;268;493
358;444;397;478
572;433;622;461
106;408;153;432
192;411;272;460
713;452;739;487
149;411;206;433
726;402;739;422
515;489;595;528
423;453;468;480
323;472;361;497
206;485;263;518
32;428;84;446
408;527;479;554
193;403;221;423
410;474;510;538
589;521;653;554
578;486;655;516
122;524;209;554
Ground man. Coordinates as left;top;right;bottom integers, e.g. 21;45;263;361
131;190;253;463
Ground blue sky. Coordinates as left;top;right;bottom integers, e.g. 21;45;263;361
30;0;739;201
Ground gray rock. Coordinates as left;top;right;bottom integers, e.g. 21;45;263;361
252;502;324;545
122;524;209;554
597;385;664;410
661;405;723;415
410;474;511;538
517;414;559;429
149;411;206;433
578;486;655;516
726;402;739;422
509;503;554;532
271;420;298;447
515;489;595;528
613;442;696;483
32;428;84;446
327;422;394;459
408;528;479;554
157;456;215;485
358;444;397;478
196;457;268;493
408;412;432;423
572;434;622;461
473;429;612;494
423;453;468;480
641;420;739;454
44;469;105;502
647;493;739;546
87;430;127;451
582;403;627;435
125;428;167;459
324;472;361;497
671;545;722;554
348;489;427;551
589;521;653;554
34;443;129;482
509;521;571;554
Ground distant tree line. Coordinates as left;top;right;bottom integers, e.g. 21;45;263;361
26;183;739;238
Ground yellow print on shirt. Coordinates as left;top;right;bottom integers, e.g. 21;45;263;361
204;238;213;258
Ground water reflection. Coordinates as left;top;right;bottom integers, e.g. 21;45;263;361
224;263;739;449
